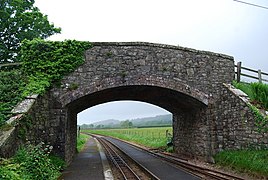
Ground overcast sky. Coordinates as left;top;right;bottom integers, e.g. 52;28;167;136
34;0;268;124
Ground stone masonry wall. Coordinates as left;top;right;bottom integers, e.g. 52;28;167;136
25;92;67;159
49;42;235;162
0;95;38;158
0;92;68;161
214;84;268;153
173;107;209;160
54;42;234;107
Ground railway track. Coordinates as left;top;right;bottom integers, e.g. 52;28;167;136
95;135;159;180
152;152;244;180
88;133;245;180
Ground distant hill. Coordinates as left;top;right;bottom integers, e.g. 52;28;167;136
92;119;120;126
80;114;172;129
131;114;172;127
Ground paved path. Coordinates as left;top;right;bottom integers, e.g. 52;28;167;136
60;137;106;180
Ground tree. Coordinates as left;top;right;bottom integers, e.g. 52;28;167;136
0;0;61;63
120;120;133;128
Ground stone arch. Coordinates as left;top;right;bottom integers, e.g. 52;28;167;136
55;76;209;109
57;79;210;164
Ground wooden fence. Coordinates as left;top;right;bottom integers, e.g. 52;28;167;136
235;62;268;83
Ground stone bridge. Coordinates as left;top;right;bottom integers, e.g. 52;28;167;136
2;42;267;164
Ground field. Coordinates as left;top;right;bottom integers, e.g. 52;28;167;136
82;127;173;148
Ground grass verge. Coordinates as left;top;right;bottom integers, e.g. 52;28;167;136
77;133;90;152
214;150;268;177
83;127;172;149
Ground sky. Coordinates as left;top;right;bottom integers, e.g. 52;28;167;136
78;101;171;124
34;0;268;124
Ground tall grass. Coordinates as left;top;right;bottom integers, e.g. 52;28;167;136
233;81;268;110
251;83;268;109
84;127;172;148
214;150;268;177
77;133;90;152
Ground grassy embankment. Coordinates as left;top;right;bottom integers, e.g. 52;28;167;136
83;127;173;149
214;150;268;177
214;82;268;177
77;133;90;152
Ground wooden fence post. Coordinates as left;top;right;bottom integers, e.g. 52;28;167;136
237;62;242;83
258;69;262;83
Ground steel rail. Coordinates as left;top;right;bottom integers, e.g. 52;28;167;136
89;133;244;180
97;137;141;180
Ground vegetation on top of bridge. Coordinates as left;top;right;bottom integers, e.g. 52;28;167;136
233;81;268;133
0;39;92;127
20;39;92;96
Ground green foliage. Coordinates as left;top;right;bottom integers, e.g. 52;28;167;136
249;105;268;133
0;158;25;180
77;134;90;152
17;115;33;140
84;127;173;148
20;39;92;96
120;120;133;128
233;81;268;132
233;81;268;110
0;39;91;128
48;155;66;172
13;142;63;179
0;143;65;180
0;0;61;63
232;81;254;98
214;150;268;177
251;83;268;109
0;70;25;126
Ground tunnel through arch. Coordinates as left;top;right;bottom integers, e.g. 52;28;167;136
77;100;172;127
65;85;209;163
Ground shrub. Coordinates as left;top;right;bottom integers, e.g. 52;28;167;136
0;143;65;180
49;155;66;171
0;159;25;180
13;142;63;180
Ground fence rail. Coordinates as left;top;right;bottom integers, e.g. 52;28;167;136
235;62;268;83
